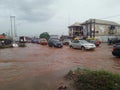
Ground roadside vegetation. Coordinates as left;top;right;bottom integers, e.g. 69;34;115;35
0;44;12;49
0;38;12;49
0;40;26;49
65;68;120;90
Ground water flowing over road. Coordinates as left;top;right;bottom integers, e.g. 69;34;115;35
0;43;120;90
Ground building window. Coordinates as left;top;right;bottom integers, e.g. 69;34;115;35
69;33;72;37
109;25;115;30
108;30;114;34
108;25;116;34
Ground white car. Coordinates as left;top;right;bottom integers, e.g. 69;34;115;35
12;42;18;47
69;40;96;50
62;39;71;45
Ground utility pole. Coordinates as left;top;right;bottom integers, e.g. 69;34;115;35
10;16;17;41
93;19;95;38
13;16;17;37
10;16;13;41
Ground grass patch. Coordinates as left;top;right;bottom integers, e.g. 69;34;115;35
65;68;120;90
0;44;13;49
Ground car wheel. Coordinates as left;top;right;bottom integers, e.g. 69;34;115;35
69;45;73;48
81;46;85;50
65;42;68;45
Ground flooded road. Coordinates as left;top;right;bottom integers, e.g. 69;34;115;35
0;43;120;90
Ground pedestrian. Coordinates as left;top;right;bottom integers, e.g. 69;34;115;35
1;40;5;46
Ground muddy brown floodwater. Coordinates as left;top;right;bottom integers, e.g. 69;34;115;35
0;43;120;90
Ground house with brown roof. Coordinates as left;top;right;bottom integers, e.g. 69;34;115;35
0;34;6;39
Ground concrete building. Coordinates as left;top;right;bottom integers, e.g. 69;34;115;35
68;22;84;38
68;19;120;42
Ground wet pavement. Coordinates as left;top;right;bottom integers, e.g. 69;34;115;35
0;43;120;90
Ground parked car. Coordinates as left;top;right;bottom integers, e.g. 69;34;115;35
39;38;47;45
86;38;101;46
113;43;120;47
48;38;63;48
112;45;120;57
31;38;39;43
108;38;120;45
62;39;71;45
12;42;18;47
69;40;96;50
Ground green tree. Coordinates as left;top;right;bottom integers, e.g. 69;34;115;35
2;33;6;36
39;32;50;40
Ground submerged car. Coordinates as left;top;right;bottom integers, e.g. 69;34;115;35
69;40;96;50
108;38;120;45
39;38;47;45
31;38;39;43
86;38;101;46
113;43;120;47
112;45;120;57
87;40;101;46
12;42;18;47
62;39;71;45
48;38;63;48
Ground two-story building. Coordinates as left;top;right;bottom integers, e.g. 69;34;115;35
68;22;84;39
68;19;120;42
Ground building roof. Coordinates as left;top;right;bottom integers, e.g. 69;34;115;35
0;35;6;39
68;22;81;28
83;19;120;26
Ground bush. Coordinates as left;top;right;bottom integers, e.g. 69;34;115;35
0;44;13;49
66;68;120;90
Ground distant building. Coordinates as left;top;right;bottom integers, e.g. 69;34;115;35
68;22;84;38
0;34;6;39
68;19;120;42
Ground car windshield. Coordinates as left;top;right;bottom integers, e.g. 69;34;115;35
53;39;60;42
64;39;70;41
80;40;89;44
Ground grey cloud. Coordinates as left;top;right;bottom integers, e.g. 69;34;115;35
0;0;55;22
100;0;120;8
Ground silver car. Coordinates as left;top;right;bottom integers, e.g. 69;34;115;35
69;40;96;50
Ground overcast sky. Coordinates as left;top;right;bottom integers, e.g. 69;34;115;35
0;0;120;37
